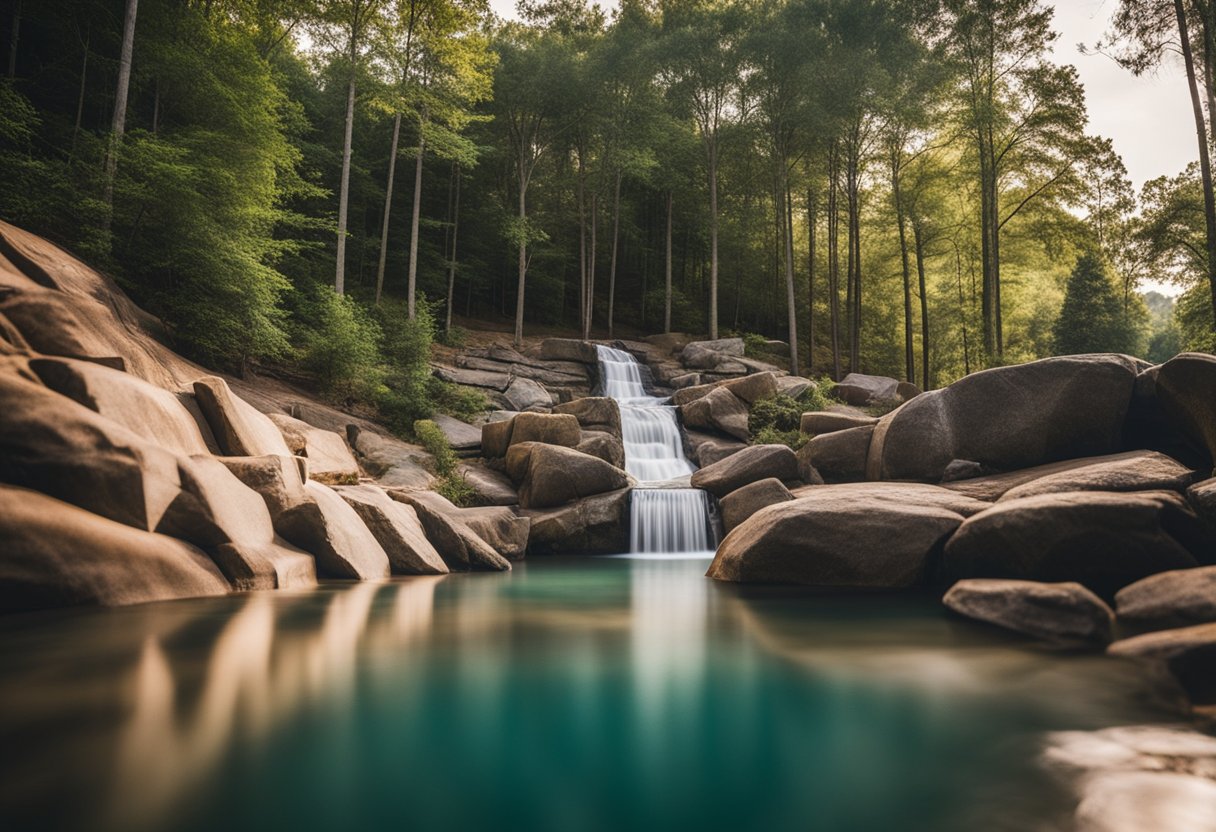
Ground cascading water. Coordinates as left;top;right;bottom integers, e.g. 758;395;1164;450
595;345;716;555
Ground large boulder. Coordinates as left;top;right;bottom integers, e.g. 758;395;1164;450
457;462;518;506
391;492;511;571
540;338;598;363
834;373;900;406
673;371;779;407
347;426;435;490
797;425;874;483
707;488;968;587
1155;352;1216;464
1115;567;1216;630
800;411;878;435
523;488;630;555
401;490;529;561
0;485;229;611
430;414;482;454
943;579;1115;646
944;451;1199;502
503;377;553;411
680;386;750;441
691;444;799;497
280;481;391;580
685;429;748;467
1189;477;1216;525
219;454;313;527
777;375;814;399
681;337;744;369
193;376;293;458
333;484;448;575
268;413;359;485
719;477;793;533
867;355;1140;482
510;412;581;448
30;357;215;456
553;396;622;437
1109;622;1216;704
788;482;991;517
507;443;630;509
576;430;626;470
942;491;1213;596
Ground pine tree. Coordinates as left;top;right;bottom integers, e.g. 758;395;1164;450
1053;252;1139;355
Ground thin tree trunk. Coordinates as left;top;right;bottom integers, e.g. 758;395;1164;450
151;79;160;135
7;1;19;78
844;160;856;374
407;124;426;319
71;29;90;157
978;135;994;361
806;185;816;377
515;157;528;348
445;163;461;335
1177;0;1216;332
708;140;720;339
587;192;598;337
781;168;800;376
607;168;622;339
913;218;930;391
828;143;841;380
103;0;139;221
577;151;589;339
664;191;673;334
892;151;914;383
335;74;356;294
375;112;402;304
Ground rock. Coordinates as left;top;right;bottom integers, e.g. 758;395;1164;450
0;290;128;367
331;485;448;575
943;579;1115;646
391;492;511;571
896;381;922;401
503;376;554;411
431;413;482;452
267;413;359;485
942;491;1212;596
800;411;877;435
681;337;745;369
680;386;750;441
523;488;630;555
691;444;799;498
762;339;790;356
193;376;293;458
868;355;1140;482
457;462;518;506
1109;622;1216;704
480;419;514;458
788;481;992;517
576;430;626;469
685;430;748;467
219;454;312;526
673;371;779;407
940;459;995;482
553;396;622;437
30;357;214;456
1072;772;1216;832
401;489;528;560
508;443;630;509
671;372;702;389
0;485;229;612
719;478;793;533
1155;352;1216;464
432;365;511;390
284;481;390;580
776;375;813;399
1189;477;1216;525
994;451;1197;503
1115;567;1216;630
347;427;435;491
540;338;598;363
798;425;874;483
707;489;968;587
834;373;901;406
509;412;581;447
942;451;1186;502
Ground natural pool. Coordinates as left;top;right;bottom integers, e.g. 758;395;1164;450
0;556;1192;832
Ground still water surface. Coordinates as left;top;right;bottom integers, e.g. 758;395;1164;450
0;556;1184;832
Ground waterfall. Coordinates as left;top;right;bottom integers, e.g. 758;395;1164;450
595;345;716;555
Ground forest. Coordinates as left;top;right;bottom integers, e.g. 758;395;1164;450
3;0;1216;424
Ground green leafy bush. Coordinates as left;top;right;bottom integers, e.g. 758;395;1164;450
741;332;768;357
752;425;807;451
435;472;475;506
797;378;836;412
414;418;474;506
748;394;803;437
298;288;384;403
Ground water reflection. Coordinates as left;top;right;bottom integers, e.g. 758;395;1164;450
0;559;1205;832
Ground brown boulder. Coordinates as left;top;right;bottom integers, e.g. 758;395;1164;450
576;430;626;469
800;411;878;435
510;443;631;509
685;429;748;467
193;376;293;458
509;412;581;448
554;397;622;437
391;492;511;571
333;485;448;575
1109;622;1216;704
523;488;630;555
1115;566;1216;630
681;337;744;369
219;454;313;524
401;490;529;561
719;477;793;533
691;444;799;498
673;371;779;407
996;451;1197;502
1155;352;1216;464
680;386;750;441
480;419;514;458
798;425;874;483
1189;477;1216;525
503;377;554;411
788;482;991;517
268;413;359;485
280;482;390;580
943;451;1191;501
347;427;435;490
458;462;518;506
540;338;598;363
834;372;900;406
943;579;1115;646
0;485;229;612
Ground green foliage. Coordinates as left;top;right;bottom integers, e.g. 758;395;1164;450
741;332;768;358
1052;252;1144;356
414;417;474;506
748;393;803;437
298;288;385;402
752;425;807;451
797;378;836;412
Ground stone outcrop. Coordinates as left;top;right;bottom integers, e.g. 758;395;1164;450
503;376;554;411
540;338;599;363
834;373;901;406
193;376;294;458
800;411;878;435
943;451;1198;502
798;425;874;483
391;492;512;571
281;481;391;580
943;578;1115;646
685;430;748;467
1154;352;1216;464
506;442;631;509
680;386;751;441
576;430;626;469
680;337;745;369
867;355;1140;482
718;477;793;533
1109;622;1216;704
523;488;630;555
268;413;360;485
346;426;436;491
691;444;799;497
553;397;622;437
672;371;779;407
334;484;449;575
1115;567;1216;630
458;462;518;506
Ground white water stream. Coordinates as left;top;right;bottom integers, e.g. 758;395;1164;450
595;345;715;555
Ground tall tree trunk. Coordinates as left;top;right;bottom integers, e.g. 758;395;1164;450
586;192;598;337
978;135;994;361
1177;0;1216;332
913;218;930;391
577;151;589;339
828;143;841;380
664;191;673;334
7;1;19;78
782;172;800;377
708;139;720;339
844;151;859;374
445;163;461;335
607;168;622;339
892;151;914;383
71;29;90;157
374;112;402;304
335;74;356;294
103;0;138;222
151;79;160;135
806;185;816;376
515;157;528;348
407;124;426;319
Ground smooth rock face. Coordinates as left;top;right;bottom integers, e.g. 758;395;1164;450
776;375;813;399
430;414;483;452
1115;567;1216;630
509;443;631;509
540;338;598;363
458;462;518;506
1155;352;1216;463
576;430;626;470
391;492;511;571
719;477;793;533
504;377;554;411
347;427;435;490
553;397;622;437
788;482;992;517
334;484;448;575
432;365;511;391
193;376;293;458
708;491;966;587
799;425;874;483
942;490;1210;596
691;444;799;497
834;373;900;406
942;451;1181;502
523;488;630;555
867;355;1140;482
268;413;359;485
288;481;390;580
219;454;313;525
1187;477;1216;526
672;372;778;407
1109;622;1216;703
800;411;878;435
0;485;229;611
943;579;1115;645
681;337;745;369
680;387;751;441
30;357;214;456
685;430;748;467
995;451;1196;502
508;412;581;448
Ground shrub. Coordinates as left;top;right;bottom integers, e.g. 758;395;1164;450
741;332;768;357
798;377;836;412
748;394;803;437
414;418;474;507
429;377;490;422
298;288;384;403
752;425;807;451
435;472;475;507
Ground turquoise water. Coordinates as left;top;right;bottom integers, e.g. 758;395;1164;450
0;557;1184;832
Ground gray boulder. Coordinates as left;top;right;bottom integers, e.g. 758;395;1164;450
523;488;630;555
680;386;750;441
346;427;435;491
834;373;901;406
540;338;598;363
1155;352;1216;464
681;337;745;369
719;477;793;533
334;484;449;575
800;411;878;435
943;578;1115;646
691;444;799;497
798;425;874;483
504;376;554;411
457;462;519;506
1115;566;1216;630
553;396;622;437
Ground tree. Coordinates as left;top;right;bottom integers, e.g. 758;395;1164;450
1053;252;1142;354
103;0;138;224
